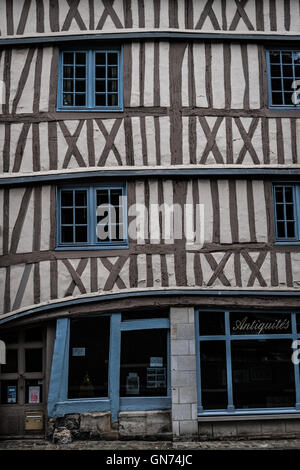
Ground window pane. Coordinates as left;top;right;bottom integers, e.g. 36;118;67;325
61;208;73;224
63;52;74;64
96;66;106;78
75;208;87;224
270;65;281;76
68;317;110;399
26;379;43;404
287;221;296;238
276;204;284;220
63;66;73;78
110;189;122;206
231;340;295;408
108;80;118;92
63;79;73;92
97;190;109;205
200;341;227;410
285;187;294;203
75;66;85;78
271;79;282;91
272;93;283;105
277;221;286;238
1;349;18;373
230;312;291;335
108;53;118;65
108;66;118;78
1;380;18;404
75;190;87;206
76;52;86;65
96;94;106;106
61;190;73;206
75;80;86;92
75;226;87;243
63;94;73;106
269;51;280;63
199;312;225;336
95;53;106;65
95;80;106;92
107;94;118;106
75;94;86;106
61;226;74;243
25;349;43;372
120;329;168;397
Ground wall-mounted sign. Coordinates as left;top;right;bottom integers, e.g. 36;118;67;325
72;348;86;357
29;386;40;404
150;357;163;367
7;386;16;403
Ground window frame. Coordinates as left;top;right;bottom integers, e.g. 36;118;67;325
57;47;123;112
266;48;300;109
195;309;300;417
48;314;171;420
56;183;128;250
273;183;300;244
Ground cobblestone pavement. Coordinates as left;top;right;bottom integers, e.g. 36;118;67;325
1;439;300;450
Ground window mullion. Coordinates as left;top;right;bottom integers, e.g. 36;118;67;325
292;313;300;409
89;187;95;245
225;311;234;411
109;313;121;422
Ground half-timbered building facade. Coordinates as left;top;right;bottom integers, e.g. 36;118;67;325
1;0;300;440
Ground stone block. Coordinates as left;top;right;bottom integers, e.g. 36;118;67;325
176;324;195;340
179;386;197;404
172;388;179;404
179;420;198;436
172;404;191;421
237;421;262;437
119;412;147;436
191;404;198;420
79;412;111;438
172;370;195;387
189;340;196;355
188;309;195;324
177;355;196;371
212;422;237;438
198;422;213;438
261;420;285;435
171;340;190;355
285;420;300;434
170;308;189;324
145;411;172;434
173;420;180;436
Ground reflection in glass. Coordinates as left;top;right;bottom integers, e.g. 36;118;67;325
200;341;228;410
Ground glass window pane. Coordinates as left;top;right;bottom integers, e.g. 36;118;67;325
95;53;106;65
96;94;106;106
108;66;118;78
61;190;73;206
68;317;110;399
272;93;283;105
75;80;86;92
61;208;73;224
25;328;43;343
287;221;296;238
75;190;87;206
269;51;280;63
1;380;18;404
61;226;74;243
200;341;227;410
75;208;87;224
231;340;295;408
110;189;122;206
1;349;18;373
270;65;281;77
275;187;284;203
26;379;43;404
107;94;118;106
97;190;109;205
63;80;73;92
63;66;73;78
230;312;291;335
63;52;74;64
276;204;284;220
199;312;225;336
75;94;86;106
25;349;43;372
285;187;294;203
277;221;286;238
75;226;87;243
63;94;73;106
108;53;118;65
75;67;85;79
76;53;86;65
108;80;118;92
96;66;106;78
120;329;168;397
286;204;295;220
95;80;106;92
271;79;282;91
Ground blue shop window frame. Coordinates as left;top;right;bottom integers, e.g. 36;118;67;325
56;183;129;250
266;48;300;109
195;309;300;418
273;183;300;245
48;316;171;421
57;47;123;112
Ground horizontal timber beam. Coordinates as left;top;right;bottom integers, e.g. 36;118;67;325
2;167;300;186
1;30;300;47
1;288;300;326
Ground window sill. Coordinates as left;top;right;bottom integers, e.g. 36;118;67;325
56;107;124;113
55;244;129;251
274;241;300;245
198;410;300;421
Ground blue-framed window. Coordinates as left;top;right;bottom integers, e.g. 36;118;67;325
57;184;128;250
273;184;300;242
266;49;300;108
57;48;123;111
48;313;171;420
196;310;300;416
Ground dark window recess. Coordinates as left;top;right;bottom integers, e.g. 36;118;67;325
25;349;43;373
200;341;228;410
120;329;168;397
0;380;18;404
68;317;110;399
199;312;225;336
231;340;295;408
25;328;43;343
0;331;18;344
1;349;18;374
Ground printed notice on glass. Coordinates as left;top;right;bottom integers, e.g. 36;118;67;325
72;348;86;357
29;386;40;404
7;386;17;403
150;357;163;367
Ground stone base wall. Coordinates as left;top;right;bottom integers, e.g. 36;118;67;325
198;419;300;440
48;410;172;443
